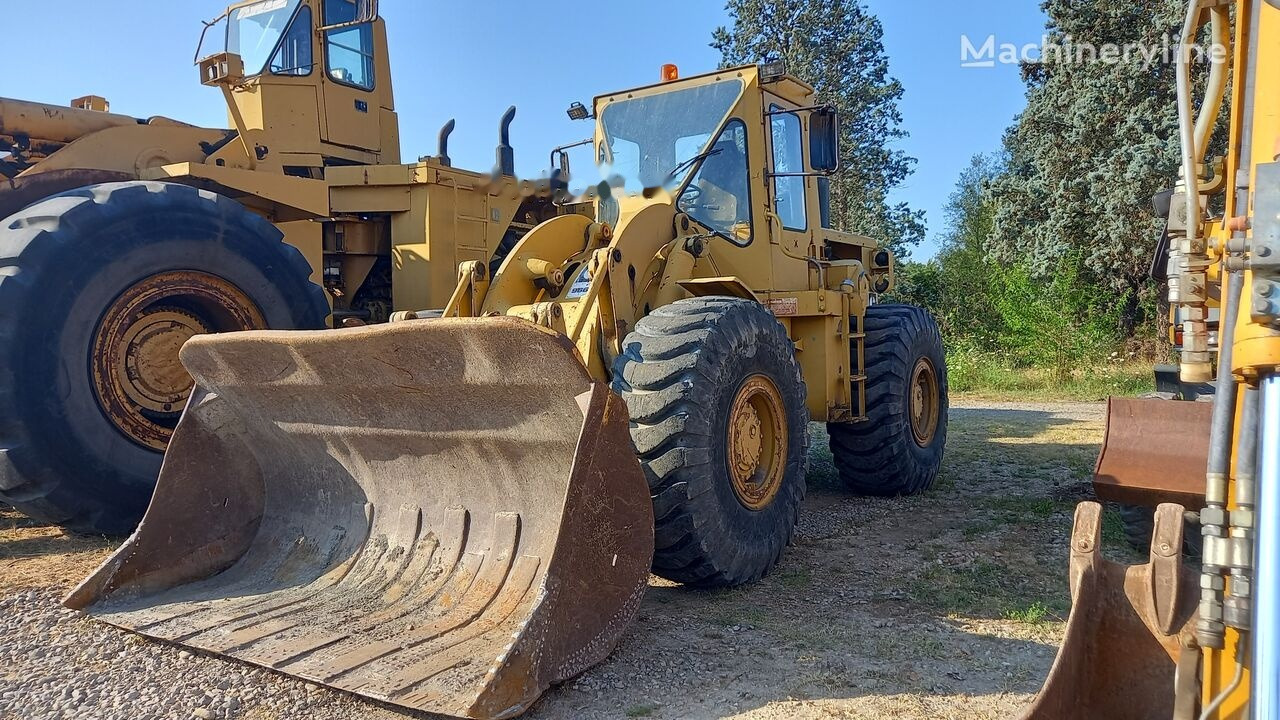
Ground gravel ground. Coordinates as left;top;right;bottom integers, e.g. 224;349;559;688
1;590;379;720
0;400;1110;720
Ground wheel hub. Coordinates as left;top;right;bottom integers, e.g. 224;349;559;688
909;357;940;447
726;375;787;511
117;308;208;413
731;404;764;478
91;271;265;451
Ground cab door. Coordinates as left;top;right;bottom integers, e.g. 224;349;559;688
764;94;814;261
319;0;380;151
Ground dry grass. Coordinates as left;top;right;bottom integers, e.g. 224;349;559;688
0;506;114;593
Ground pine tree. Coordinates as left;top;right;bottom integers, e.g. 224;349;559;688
985;0;1215;334
712;0;924;257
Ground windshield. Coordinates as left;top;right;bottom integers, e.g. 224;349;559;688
228;0;304;74
598;79;744;193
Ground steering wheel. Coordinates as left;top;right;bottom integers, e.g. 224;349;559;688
678;183;705;212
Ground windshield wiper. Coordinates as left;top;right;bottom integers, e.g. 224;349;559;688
664;147;723;186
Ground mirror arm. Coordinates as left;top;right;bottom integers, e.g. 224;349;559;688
194;9;232;64
764;103;837;116
548;138;592;172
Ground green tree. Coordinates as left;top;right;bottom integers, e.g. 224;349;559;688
934;154;1004;341
991;257;1126;379
891;154;1003;340
985;0;1219;336
712;0;924;257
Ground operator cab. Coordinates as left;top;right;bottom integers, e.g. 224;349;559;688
197;0;399;172
591;62;840;252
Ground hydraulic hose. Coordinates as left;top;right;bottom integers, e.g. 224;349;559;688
1224;387;1261;633
1198;270;1243;650
1173;0;1231;384
1176;0;1208;253
1194;6;1231;164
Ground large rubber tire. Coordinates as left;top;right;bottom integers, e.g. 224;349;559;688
611;297;809;588
1119;504;1156;551
0;181;329;535
1118;504;1203;557
828;304;948;495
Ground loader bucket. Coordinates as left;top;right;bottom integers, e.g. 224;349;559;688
1019;502;1198;720
1094;396;1212;509
64;318;655;720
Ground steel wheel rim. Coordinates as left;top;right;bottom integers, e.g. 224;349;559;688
909;357;940;447
727;374;787;511
91;271;265;450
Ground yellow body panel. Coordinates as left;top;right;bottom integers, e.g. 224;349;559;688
18;125;227;176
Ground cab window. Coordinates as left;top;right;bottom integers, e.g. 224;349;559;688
270;5;313;76
325;0;375;90
770;107;808;231
680;120;753;246
228;0;303;75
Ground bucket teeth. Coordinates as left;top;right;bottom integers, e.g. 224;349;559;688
1019;502;1198;720
65;318;655;719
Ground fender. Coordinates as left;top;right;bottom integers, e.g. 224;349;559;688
0;168;134;221
678;276;759;302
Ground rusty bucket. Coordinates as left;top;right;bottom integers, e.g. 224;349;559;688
1019;502;1198;720
65;318;654;719
1094;396;1213;509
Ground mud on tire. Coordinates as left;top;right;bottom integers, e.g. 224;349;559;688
611;297;809;588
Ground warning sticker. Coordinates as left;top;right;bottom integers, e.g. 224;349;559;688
769;298;798;317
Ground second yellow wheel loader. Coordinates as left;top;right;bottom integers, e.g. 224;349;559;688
66;64;949;718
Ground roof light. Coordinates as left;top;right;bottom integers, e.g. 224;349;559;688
757;59;788;81
760;59;787;82
661;64;679;82
567;101;591;121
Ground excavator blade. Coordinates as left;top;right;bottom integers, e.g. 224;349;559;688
1094;396;1212;509
1020;502;1198;720
63;318;654;720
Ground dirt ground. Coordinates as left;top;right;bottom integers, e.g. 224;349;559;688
0;399;1120;719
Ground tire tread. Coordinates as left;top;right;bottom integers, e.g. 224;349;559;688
829;304;948;496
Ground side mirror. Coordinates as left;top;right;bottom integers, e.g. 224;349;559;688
809;106;840;174
319;0;378;30
199;52;246;87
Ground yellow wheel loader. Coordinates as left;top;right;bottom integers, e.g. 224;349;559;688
1025;1;1280;717
0;0;559;534
65;64;949;717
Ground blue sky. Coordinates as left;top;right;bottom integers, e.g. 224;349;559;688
6;1;1047;258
